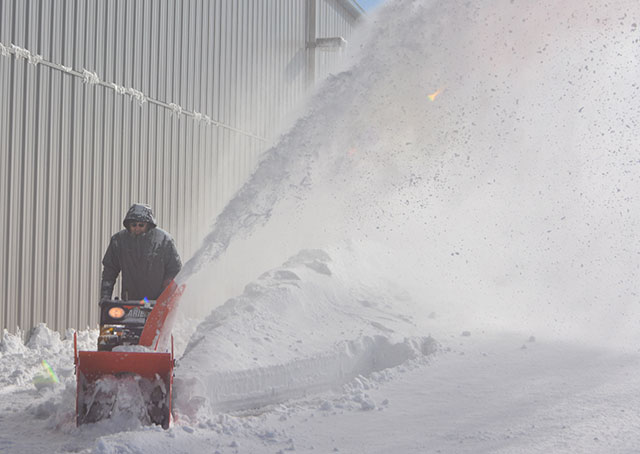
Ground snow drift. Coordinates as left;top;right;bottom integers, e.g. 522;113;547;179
175;249;436;418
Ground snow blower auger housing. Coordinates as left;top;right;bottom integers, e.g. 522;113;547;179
74;281;185;429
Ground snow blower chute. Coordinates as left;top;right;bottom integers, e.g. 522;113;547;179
74;281;185;429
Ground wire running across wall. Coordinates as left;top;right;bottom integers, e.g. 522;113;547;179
0;41;267;143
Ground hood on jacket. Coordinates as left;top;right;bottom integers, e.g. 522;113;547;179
123;203;158;229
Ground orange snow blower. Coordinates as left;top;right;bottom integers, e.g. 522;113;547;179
74;281;185;429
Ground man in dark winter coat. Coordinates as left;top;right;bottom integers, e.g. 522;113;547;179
100;203;182;302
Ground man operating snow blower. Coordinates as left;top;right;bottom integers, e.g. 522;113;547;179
73;204;183;428
101;203;182;303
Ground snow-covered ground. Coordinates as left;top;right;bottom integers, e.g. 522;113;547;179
3;0;640;452
4;323;640;453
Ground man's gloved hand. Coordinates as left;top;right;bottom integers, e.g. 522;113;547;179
100;280;116;302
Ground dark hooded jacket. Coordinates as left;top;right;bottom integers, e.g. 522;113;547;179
100;204;182;301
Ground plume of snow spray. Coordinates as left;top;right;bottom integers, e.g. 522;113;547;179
178;0;640;346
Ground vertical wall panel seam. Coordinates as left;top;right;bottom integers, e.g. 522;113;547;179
29;1;43;329
56;0;66;331
17;2;29;329
85;0;97;322
71;0;81;329
3;2;16;331
42;3;53;328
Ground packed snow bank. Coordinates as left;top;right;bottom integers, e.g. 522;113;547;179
175;249;437;420
0;325;95;391
0;326;93;433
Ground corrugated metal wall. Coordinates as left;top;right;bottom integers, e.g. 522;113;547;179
0;0;362;335
315;0;360;82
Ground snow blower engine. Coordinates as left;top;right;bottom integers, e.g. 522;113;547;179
74;282;185;429
97;298;155;351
